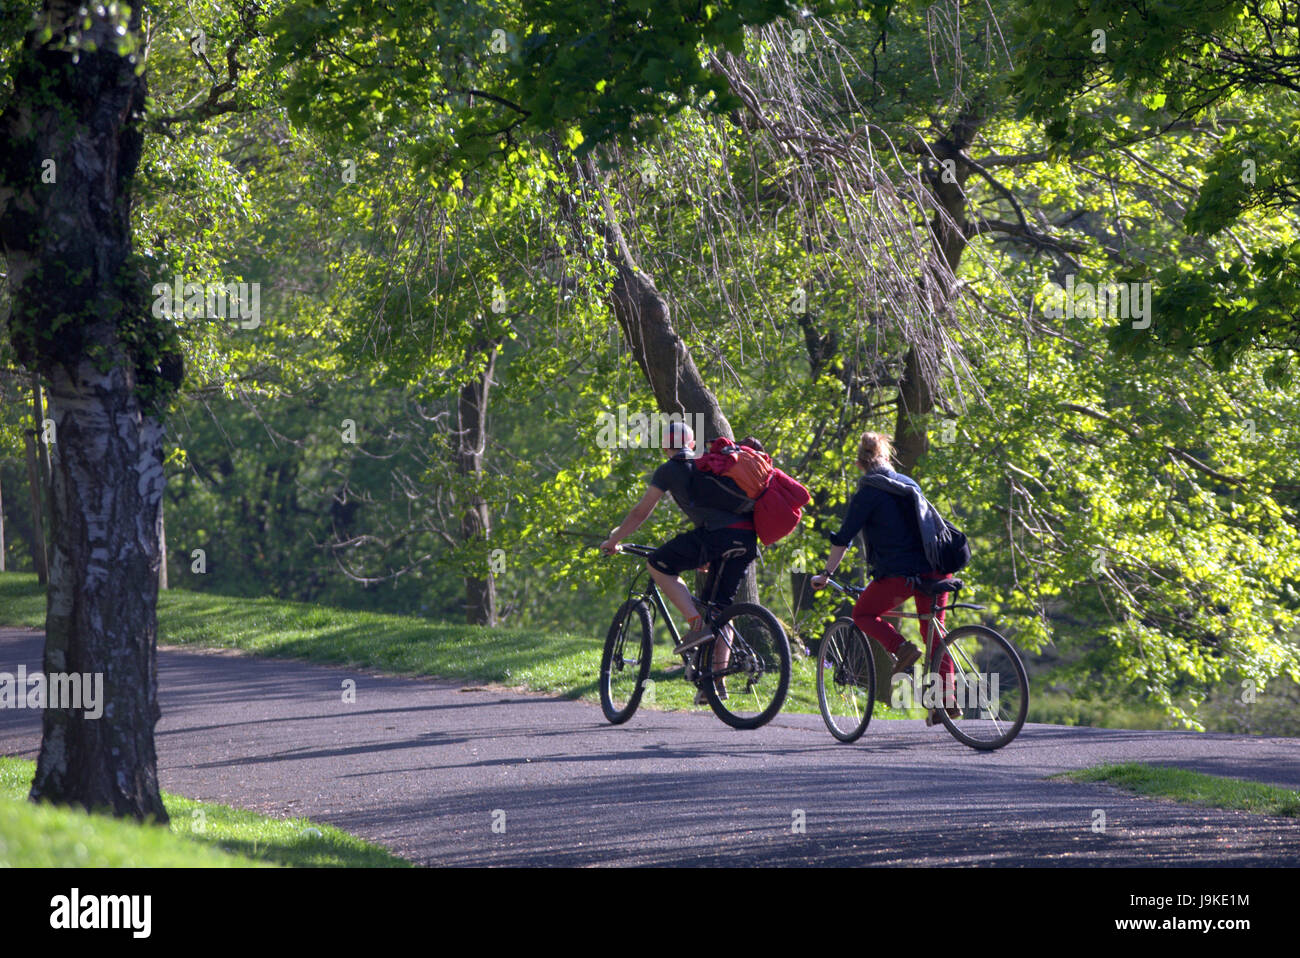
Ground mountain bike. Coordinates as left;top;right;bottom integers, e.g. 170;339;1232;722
815;576;1029;750
597;542;791;730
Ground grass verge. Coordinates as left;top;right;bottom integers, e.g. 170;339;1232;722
0;572;970;721
1055;762;1300;818
0;756;410;866
0;572;847;717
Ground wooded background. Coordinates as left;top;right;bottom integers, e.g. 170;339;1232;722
3;1;1299;818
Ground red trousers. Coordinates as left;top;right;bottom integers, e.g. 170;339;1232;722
851;573;953;682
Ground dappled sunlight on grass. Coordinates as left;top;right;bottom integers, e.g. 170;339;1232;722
0;757;408;867
0;573;905;720
1057;762;1300;818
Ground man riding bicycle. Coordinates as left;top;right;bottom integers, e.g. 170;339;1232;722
599;420;759;703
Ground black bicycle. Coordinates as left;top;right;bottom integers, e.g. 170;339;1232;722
598;542;791;729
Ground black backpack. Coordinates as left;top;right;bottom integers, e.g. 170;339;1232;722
889;489;970;574
935;517;970;574
688;463;756;515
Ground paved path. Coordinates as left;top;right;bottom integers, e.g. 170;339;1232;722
2;627;1297;866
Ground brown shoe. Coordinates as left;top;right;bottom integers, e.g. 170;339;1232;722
926;705;962;726
892;642;922;675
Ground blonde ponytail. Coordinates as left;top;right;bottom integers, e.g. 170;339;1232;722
856;431;894;470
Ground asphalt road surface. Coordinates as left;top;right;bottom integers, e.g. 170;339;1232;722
2;627;1297;866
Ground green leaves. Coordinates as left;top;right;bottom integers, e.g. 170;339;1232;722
1008;0;1300;363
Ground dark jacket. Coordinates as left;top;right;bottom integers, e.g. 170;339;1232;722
827;466;932;579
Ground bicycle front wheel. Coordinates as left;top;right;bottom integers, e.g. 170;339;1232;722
816;618;876;742
933;625;1029;750
702;603;791;729
599;599;654;724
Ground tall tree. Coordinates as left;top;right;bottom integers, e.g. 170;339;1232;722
457;341;500;625
0;2;179;819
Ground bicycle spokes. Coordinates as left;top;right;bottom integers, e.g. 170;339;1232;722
600;600;654;725
700;604;791;729
936;626;1028;750
816;619;875;742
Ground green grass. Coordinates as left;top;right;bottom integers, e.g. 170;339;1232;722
1056;762;1300;818
0;574;45;628
0;571;601;694
0;572;957;721
0;572;849;717
0;757;410;867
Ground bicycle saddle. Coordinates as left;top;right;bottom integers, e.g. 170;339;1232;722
910;576;962;596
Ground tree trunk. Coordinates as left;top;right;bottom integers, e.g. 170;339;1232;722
25;375;53;582
23;430;48;584
35;366;169;820
158;499;168;591
892;345;936;474
0;3;175;821
32;374;52;490
458;343;498;626
572;157;759;605
892;111;981;474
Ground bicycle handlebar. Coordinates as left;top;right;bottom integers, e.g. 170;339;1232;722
819;576;862;597
560;531;656;559
814;574;985;610
612;543;656;558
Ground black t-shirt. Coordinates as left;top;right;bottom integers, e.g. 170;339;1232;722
650;456;747;531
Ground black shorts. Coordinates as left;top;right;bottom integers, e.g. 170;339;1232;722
647;526;758;607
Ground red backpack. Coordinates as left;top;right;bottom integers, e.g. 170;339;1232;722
695;437;773;497
694;438;810;545
753;468;811;545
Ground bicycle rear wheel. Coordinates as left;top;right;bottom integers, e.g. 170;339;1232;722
701;602;791;729
816;618;876;742
599;599;654;724
933;625;1028;750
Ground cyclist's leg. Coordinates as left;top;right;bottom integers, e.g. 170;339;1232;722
851;577;914;655
647;530;709;625
704;529;758;678
914;574;954;710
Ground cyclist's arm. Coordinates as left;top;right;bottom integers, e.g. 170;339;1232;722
600;486;664;553
810;544;849;588
812;486;877;586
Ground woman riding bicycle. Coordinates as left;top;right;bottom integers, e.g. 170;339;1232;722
809;431;958;726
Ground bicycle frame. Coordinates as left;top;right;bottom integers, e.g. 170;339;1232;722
819;577;989;671
813;576;1026;746
613;544;738;685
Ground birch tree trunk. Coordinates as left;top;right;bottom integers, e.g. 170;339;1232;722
0;2;176;820
158;500;168;591
23;429;48;584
